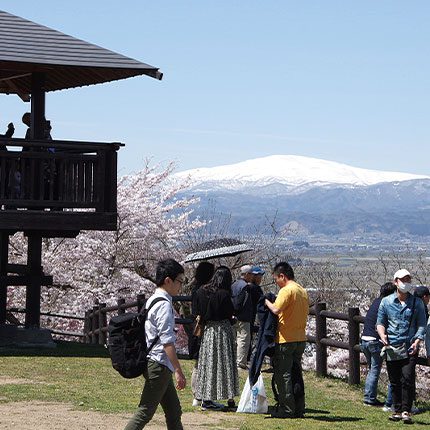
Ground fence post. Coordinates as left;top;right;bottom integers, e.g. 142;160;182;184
348;307;360;385
84;310;91;343
91;305;99;344
315;302;327;377
137;294;146;313
117;298;125;315
98;303;107;345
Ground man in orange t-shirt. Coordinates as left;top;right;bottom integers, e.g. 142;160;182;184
265;262;309;418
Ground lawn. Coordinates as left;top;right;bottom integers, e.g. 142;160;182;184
0;341;429;429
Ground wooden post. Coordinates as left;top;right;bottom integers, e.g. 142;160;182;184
348;307;361;385
315;302;327;377
84;310;91;344
117;298;125;315
25;233;42;328
137;294;146;313
91;305;99;344
0;233;9;324
98;303;106;345
30;72;46;140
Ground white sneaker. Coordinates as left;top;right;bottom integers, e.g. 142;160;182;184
382;405;393;412
192;399;201;406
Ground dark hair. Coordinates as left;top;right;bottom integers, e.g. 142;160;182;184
202;266;232;294
155;258;184;287
380;282;395;297
273;261;295;280
194;261;215;286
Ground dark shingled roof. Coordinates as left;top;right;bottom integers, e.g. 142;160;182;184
0;10;162;98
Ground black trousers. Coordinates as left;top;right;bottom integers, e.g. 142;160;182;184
386;353;417;413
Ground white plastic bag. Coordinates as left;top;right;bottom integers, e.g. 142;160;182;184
237;374;268;414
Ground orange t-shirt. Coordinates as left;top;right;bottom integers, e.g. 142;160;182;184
273;280;309;343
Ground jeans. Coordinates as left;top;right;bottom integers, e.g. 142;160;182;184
361;339;383;403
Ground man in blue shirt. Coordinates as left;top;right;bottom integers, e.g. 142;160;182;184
377;269;426;424
125;258;186;430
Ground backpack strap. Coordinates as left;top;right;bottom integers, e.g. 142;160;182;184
143;296;170;353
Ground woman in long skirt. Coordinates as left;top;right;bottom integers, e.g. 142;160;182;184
195;266;239;411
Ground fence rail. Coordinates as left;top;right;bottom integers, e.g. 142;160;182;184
6;296;430;385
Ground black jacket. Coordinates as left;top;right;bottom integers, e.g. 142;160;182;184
249;292;277;386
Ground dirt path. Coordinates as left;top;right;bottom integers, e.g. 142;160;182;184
0;401;241;430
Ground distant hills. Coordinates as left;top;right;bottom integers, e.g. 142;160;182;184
175;155;430;236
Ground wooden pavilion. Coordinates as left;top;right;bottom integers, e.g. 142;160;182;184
0;10;162;333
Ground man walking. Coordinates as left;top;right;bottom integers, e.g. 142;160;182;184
232;264;254;370
125;258;186;430
265;262;309;418
377;269;426;424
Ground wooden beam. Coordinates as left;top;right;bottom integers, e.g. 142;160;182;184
0;275;52;286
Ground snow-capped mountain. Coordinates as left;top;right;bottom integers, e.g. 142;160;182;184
176;155;430;236
175;155;429;194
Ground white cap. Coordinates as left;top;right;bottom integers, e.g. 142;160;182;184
240;264;253;275
393;269;411;280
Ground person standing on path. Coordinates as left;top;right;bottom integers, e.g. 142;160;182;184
125;258;186;430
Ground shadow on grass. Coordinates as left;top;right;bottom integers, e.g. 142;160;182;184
305;415;363;423
0;340;110;358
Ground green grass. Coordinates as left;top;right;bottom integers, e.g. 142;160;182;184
1;341;430;429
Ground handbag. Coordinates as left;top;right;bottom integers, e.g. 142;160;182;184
193;315;205;337
383;343;409;361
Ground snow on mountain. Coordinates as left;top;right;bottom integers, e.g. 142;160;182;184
175;155;429;192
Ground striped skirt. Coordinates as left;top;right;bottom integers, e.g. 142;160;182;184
195;319;239;401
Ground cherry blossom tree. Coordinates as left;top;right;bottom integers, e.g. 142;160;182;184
7;159;205;321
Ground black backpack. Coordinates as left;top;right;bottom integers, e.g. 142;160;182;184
108;297;168;378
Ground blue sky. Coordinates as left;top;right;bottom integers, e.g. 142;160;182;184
1;1;429;176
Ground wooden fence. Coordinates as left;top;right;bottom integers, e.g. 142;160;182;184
7;296;430;385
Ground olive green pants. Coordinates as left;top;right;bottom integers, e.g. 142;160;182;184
273;341;306;417
125;360;183;430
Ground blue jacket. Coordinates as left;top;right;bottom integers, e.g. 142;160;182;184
377;292;426;346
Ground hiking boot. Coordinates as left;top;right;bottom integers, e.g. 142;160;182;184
389;413;402;422
401;411;413;424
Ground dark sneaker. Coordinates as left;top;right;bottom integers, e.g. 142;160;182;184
389;413;402;422
270;410;295;419
401;411;413;424
364;399;384;406
201;400;225;411
237;364;249;370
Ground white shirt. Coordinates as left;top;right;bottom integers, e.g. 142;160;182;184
145;288;176;372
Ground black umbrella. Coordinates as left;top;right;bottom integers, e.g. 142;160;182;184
184;238;253;263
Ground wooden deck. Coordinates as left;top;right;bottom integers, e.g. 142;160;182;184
0;137;122;234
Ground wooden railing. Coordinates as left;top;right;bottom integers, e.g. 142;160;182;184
7;298;430;385
0;137;121;213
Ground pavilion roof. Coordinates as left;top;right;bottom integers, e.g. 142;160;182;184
0;10;162;99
